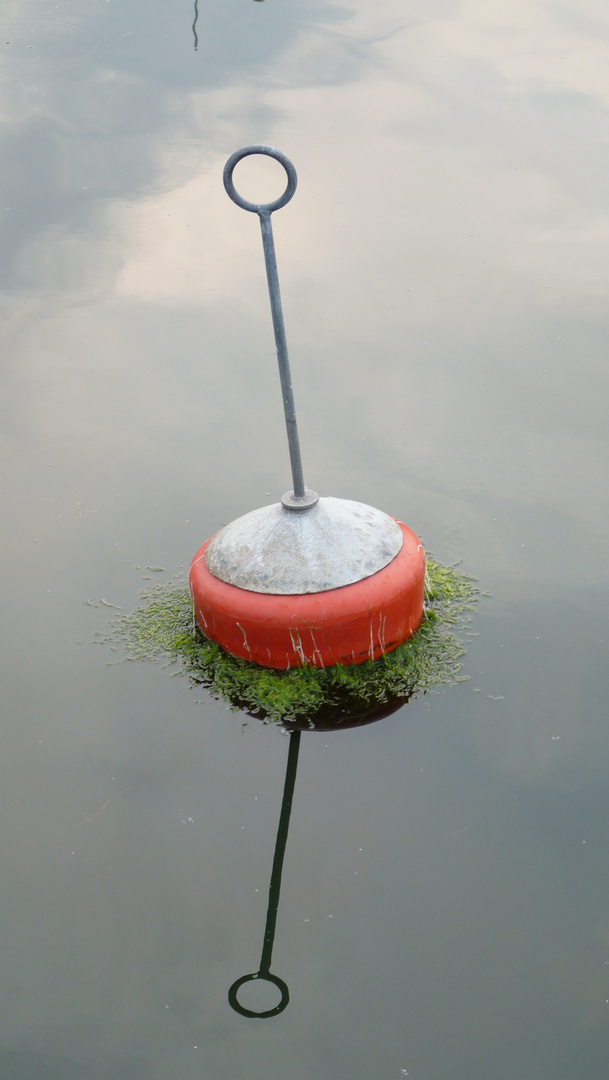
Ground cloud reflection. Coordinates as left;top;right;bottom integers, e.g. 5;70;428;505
1;0;608;590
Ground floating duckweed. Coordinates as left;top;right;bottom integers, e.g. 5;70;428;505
106;559;477;724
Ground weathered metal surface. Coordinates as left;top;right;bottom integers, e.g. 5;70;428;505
281;488;319;509
204;496;404;594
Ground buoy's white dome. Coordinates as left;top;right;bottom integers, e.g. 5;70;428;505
204;496;403;595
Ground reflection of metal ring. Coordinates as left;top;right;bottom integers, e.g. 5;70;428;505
223;146;297;215
228;971;290;1018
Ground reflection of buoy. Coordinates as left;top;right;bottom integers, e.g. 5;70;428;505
189;146;425;669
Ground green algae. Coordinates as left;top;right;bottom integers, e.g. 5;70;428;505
106;559;477;725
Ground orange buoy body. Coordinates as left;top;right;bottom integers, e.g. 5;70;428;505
189;521;425;669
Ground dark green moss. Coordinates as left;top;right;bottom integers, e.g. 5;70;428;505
105;559;477;724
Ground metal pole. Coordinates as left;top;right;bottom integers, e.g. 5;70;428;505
258;211;306;500
223;146;318;510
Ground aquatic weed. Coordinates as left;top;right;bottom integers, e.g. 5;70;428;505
106;559;477;724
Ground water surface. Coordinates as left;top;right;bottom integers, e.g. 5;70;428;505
1;1;609;1077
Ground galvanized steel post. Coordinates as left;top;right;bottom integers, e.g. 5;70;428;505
223;146;318;510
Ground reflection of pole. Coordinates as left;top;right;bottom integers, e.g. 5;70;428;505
260;728;300;974
192;0;199;50
228;730;301;1018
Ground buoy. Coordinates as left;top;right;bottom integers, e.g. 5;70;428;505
189;146;425;669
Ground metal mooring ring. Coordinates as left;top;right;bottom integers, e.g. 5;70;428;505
223;145;297;215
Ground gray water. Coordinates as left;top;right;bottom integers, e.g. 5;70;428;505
2;0;609;1077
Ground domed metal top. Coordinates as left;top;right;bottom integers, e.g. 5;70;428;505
204;496;403;595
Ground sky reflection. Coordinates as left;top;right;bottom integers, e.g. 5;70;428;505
1;2;609;1078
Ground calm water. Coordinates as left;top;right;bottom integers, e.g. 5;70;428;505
2;1;609;1077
